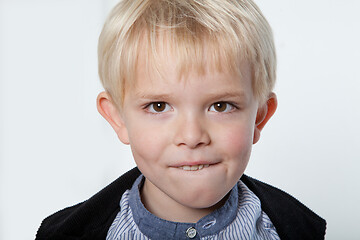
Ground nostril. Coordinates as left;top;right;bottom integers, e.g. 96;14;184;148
173;117;211;148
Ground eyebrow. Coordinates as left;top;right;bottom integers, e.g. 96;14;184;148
135;93;173;101
205;91;247;100
135;91;247;101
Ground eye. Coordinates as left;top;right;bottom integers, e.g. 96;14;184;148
209;102;235;113
146;102;172;113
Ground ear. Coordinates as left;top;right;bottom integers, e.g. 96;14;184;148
96;91;130;145
253;92;277;144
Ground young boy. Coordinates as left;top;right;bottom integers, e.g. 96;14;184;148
37;0;326;239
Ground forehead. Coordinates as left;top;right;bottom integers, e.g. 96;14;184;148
131;33;251;89
129;44;253;102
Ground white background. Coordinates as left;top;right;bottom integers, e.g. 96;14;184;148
1;0;359;239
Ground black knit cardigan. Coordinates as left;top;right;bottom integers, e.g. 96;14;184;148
36;167;326;240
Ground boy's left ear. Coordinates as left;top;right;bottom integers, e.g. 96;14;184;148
253;93;277;144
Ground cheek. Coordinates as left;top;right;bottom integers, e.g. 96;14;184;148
218;122;254;156
128;124;166;163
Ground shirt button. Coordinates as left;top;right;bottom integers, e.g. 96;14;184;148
186;227;197;239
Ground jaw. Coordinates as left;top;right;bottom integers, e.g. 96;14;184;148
142;173;231;223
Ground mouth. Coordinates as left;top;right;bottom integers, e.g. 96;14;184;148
177;164;210;171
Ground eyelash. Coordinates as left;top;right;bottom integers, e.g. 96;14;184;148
144;102;172;114
209;102;239;113
143;101;239;114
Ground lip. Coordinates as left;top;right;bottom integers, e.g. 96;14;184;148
171;160;218;168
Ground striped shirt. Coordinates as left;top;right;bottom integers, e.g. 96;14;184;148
107;175;280;240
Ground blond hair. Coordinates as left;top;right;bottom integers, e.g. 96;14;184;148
98;0;276;108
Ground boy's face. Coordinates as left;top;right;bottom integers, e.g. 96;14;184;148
98;50;276;222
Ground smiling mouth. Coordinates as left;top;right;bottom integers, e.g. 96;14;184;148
178;164;210;171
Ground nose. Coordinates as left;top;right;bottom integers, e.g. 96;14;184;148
173;114;211;148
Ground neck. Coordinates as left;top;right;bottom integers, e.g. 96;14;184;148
140;178;229;223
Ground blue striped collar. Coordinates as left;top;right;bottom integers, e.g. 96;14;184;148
128;175;238;239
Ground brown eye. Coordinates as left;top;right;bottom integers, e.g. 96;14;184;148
153;102;166;112
214;102;227;112
209;102;235;113
147;102;171;113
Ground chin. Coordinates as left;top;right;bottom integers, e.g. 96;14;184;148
176;189;228;210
